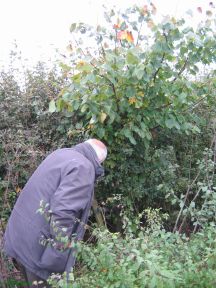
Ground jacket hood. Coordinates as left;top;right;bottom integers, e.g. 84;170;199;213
73;142;104;179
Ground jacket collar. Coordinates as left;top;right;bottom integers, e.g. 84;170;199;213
73;142;104;179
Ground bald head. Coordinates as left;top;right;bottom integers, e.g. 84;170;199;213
85;139;107;163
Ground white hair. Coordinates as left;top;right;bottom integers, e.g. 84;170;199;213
85;139;107;163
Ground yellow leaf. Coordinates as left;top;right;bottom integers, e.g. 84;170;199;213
128;97;136;104
137;91;144;97
126;31;134;43
16;187;21;193
117;30;134;43
87;124;94;130
67;130;74;138
100;112;107;123
77;60;85;67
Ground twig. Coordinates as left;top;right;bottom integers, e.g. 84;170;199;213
153;53;165;83
173;170;200;232
92;197;107;229
193;131;216;233
172;57;189;83
183;95;208;113
174;131;216;233
178;186;202;233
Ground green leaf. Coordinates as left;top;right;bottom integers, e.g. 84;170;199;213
132;125;145;138
126;51;139;65
62;92;71;101
70;23;77;32
75;123;83;129
165;117;180;129
56;98;64;112
178;92;187;104
77;63;92;72
126;86;136;97
123;128;136;145
120;21;127;30
49;100;56;113
133;66;145;80
80;104;88;113
192;125;201;133
100;112;107;123
96;127;105;138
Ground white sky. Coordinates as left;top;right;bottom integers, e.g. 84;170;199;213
0;0;211;68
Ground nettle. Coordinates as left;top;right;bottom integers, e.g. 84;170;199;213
50;3;215;147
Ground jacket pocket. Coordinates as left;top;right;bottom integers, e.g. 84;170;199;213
39;244;70;273
38;227;70;273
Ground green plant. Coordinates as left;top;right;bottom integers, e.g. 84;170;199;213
1;3;216;287
48;2;216;217
172;145;216;233
53;4;215;147
46;209;216;288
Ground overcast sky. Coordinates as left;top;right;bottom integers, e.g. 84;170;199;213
0;0;211;67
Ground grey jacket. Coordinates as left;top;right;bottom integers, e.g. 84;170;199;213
3;143;104;280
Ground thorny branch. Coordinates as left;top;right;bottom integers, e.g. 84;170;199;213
173;130;216;233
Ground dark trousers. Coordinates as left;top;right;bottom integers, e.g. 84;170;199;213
13;258;51;288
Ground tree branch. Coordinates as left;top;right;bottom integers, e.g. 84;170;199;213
172;57;189;83
92;197;106;229
152;32;167;83
173;170;201;233
153;53;165;83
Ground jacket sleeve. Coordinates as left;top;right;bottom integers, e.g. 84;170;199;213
49;161;94;248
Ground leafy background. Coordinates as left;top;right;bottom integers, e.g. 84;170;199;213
0;2;216;287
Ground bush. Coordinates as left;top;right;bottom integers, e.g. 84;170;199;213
0;3;216;287
0;59;84;223
52;3;216;228
47;210;216;288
